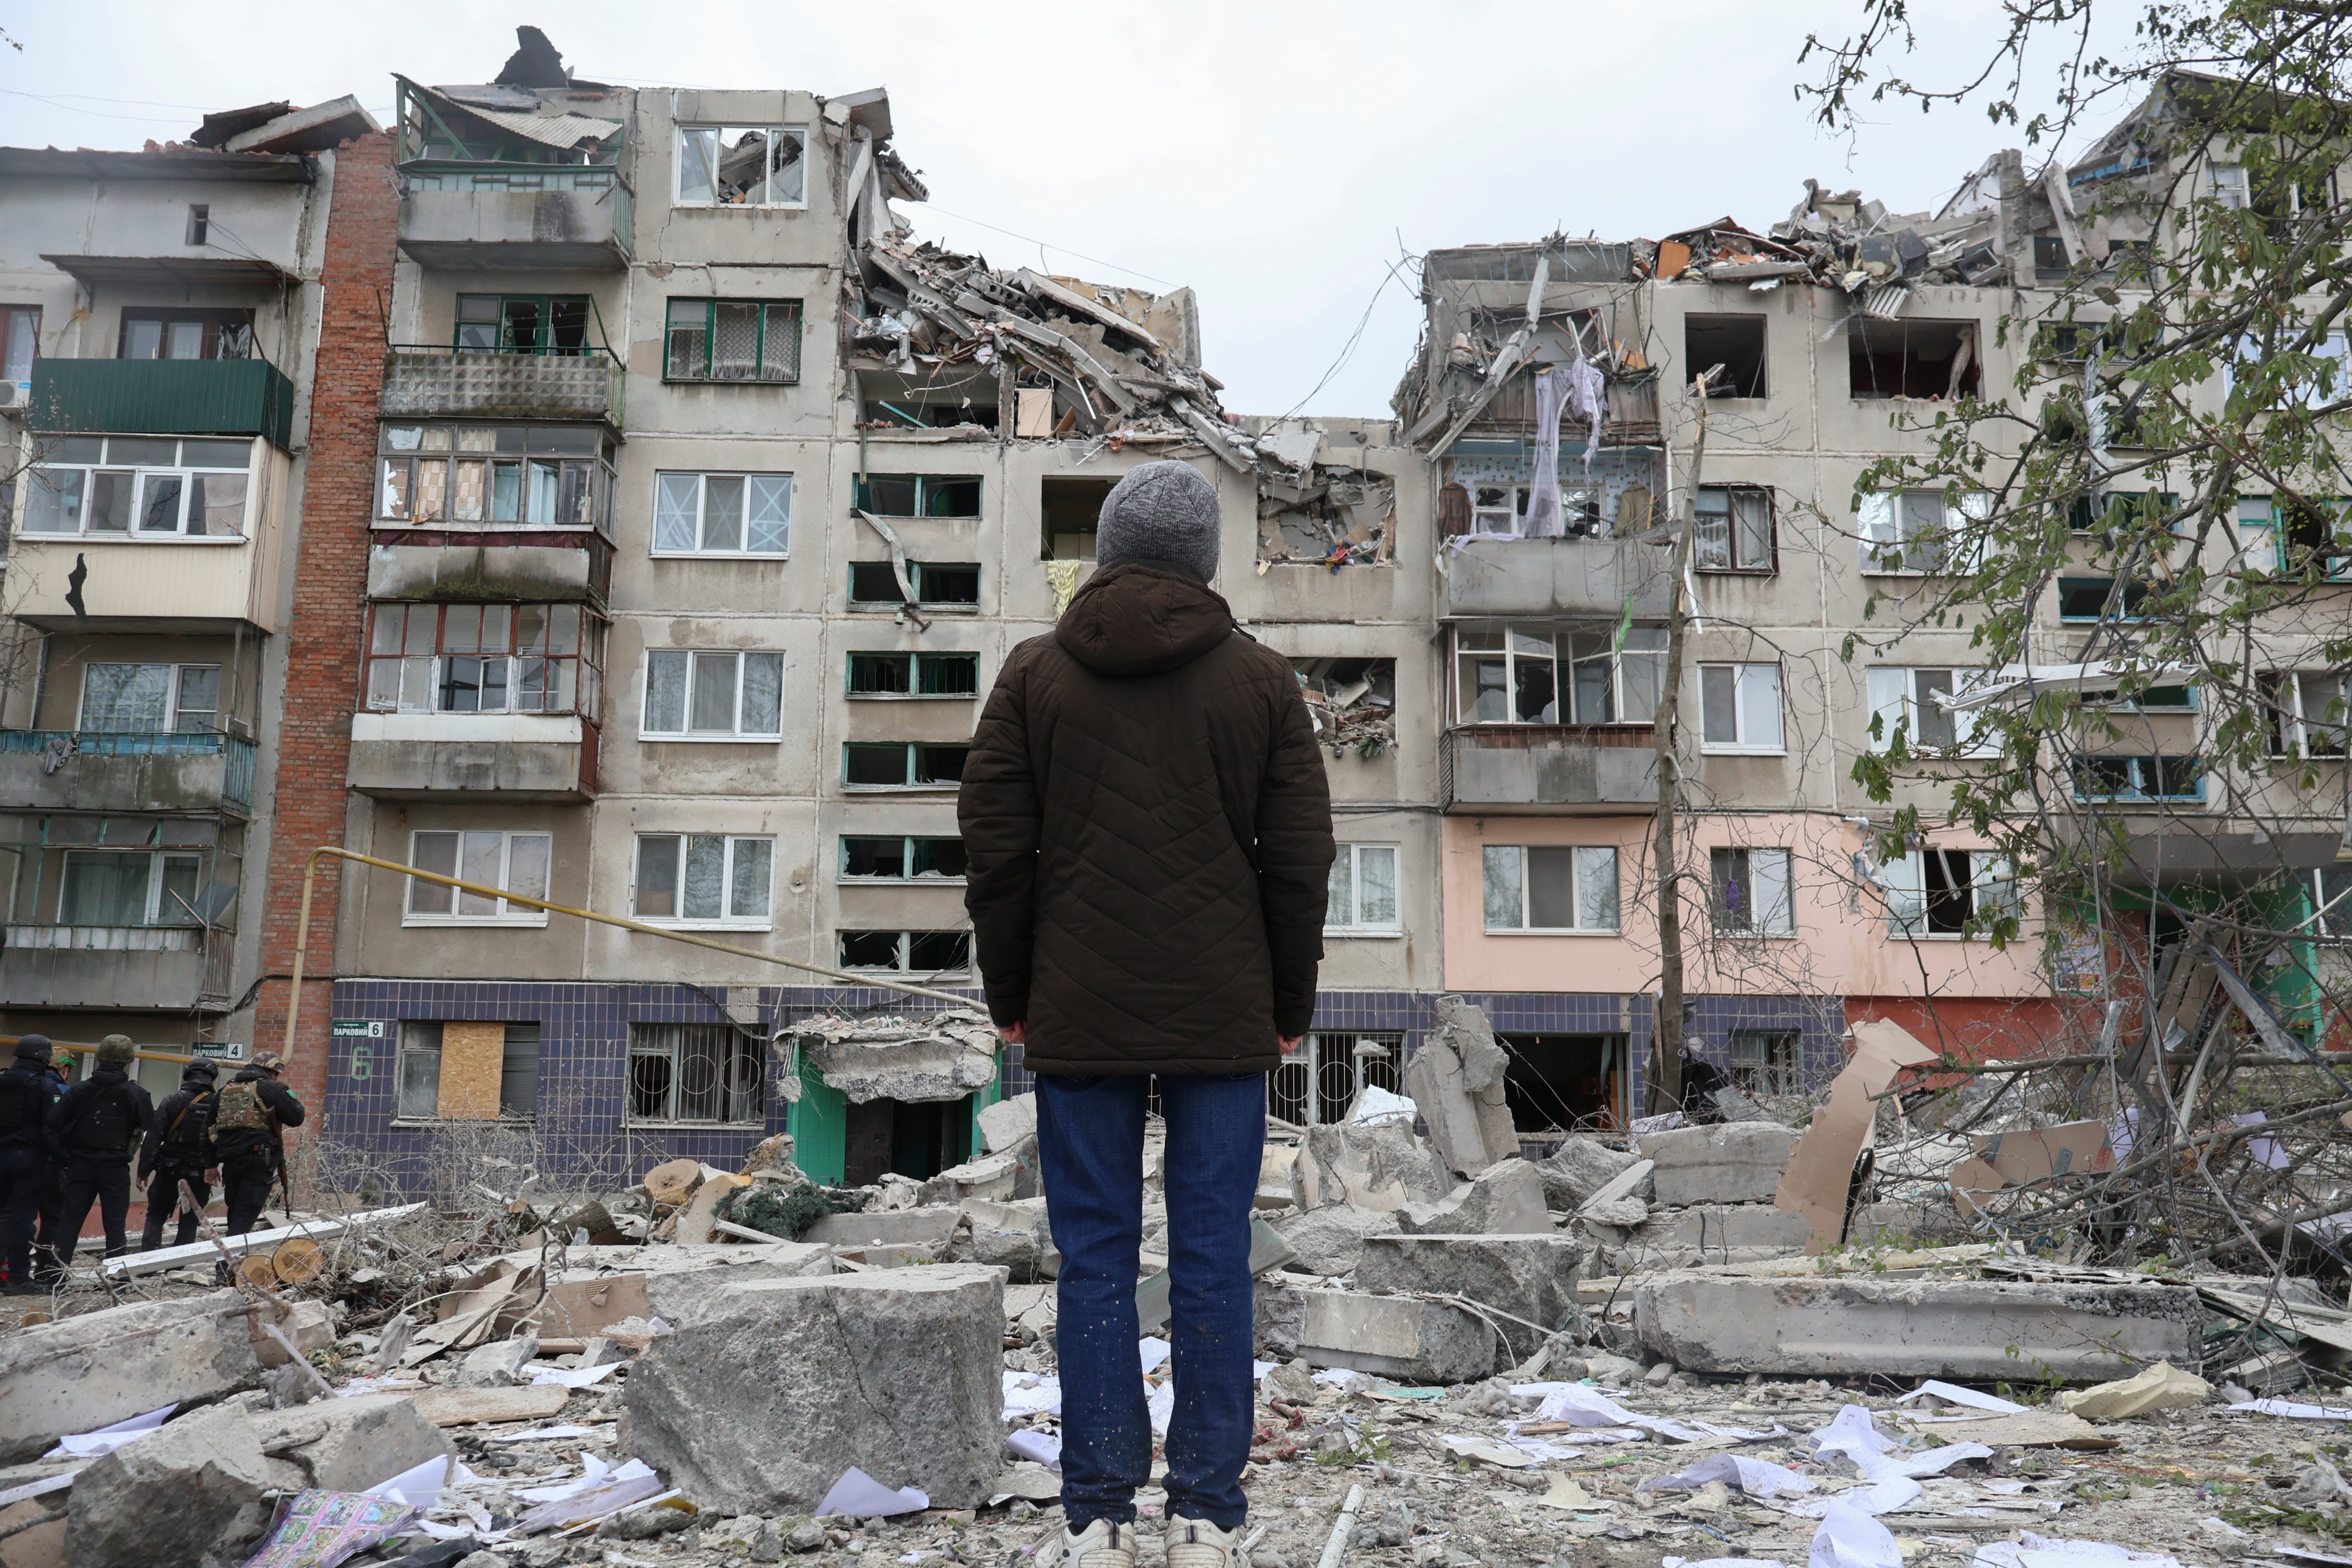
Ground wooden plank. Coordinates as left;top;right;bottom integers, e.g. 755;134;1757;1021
438;1021;506;1121
410;1385;571;1427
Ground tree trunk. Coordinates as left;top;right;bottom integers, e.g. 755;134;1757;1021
1645;383;1711;1115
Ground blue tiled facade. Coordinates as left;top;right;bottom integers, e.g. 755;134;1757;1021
320;978;1850;1192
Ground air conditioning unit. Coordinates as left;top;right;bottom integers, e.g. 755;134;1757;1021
0;382;24;412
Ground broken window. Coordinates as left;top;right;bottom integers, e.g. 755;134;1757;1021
2055;578;2151;621
1727;1030;1800;1096
1698;663;1783;752
675;126;808;207
1454;626;1665;724
632;834;773;926
1497;1033;1627;1132
840;836;968;881
864;380;999;430
846;652;980;698
1685;315;1767;398
23;436;253;540
1481;845;1619;932
652;470;791;556
1884;849;2017;937
404;831;551;924
1295;658;1395;757
2071;755;2203;802
848;560;981;608
857;473;982;519
2276;497;2352;578
1268;1033;1401;1127
1325;844;1399;934
1693;486;1774;572
394;1021;538;1122
78;663;219;734
1855;489;1989;574
1466;483;1600;538
2262;671;2350;757
454;294;590;356
838;930;971;975
120;308;253;362
1848;318;1981;400
365;604;605;719
2313;866;2352;937
641;650;783;740
1709;846;1794;935
665;299;801;383
1041;476;1114;560
628;1022;764;1125
381;427;614;534
1865;667;1999;756
842;742;969;789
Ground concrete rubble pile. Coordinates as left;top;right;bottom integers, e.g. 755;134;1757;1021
9;1003;2352;1566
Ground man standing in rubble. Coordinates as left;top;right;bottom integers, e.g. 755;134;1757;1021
961;460;1334;1568
212;1051;304;1237
0;1036;62;1293
138;1058;220;1251
42;1035;154;1266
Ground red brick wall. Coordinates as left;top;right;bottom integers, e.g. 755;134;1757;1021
253;131;397;1123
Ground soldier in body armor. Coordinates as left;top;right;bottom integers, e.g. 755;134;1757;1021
43;1035;154;1266
213;1051;304;1236
0;1037;62;1293
139;1060;220;1250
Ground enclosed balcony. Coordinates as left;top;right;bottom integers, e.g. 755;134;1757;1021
1440;535;1675;620
0;824;240;1011
1442;726;1660;814
381;348;624;426
393;76;631;271
28;357;295;448
0;730;256;816
346;714;598;802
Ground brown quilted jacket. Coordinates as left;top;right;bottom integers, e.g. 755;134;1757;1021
958;562;1335;1075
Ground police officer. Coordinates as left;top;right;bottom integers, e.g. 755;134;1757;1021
213;1051;303;1235
0;1036;62;1294
43;1035;154;1266
138;1059;220;1251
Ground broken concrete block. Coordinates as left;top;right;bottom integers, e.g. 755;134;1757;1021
1614;1202;1812;1265
919;1146;1031;1206
246;1393;456;1490
1354;1234;1587;1362
620;1264;1004;1514
1642;1123;1796;1208
252;1298;333;1369
801;1207;962;1249
1396;1160;1551;1236
0;1290;262;1463
1634;1275;2204;1380
1256;1285;1497;1384
790;1013;1001;1103
66;1406;294;1568
1296;1122;1449;1213
1403;997;1521;1180
1270;1204;1398;1275
1257;1143;1302;1209
977;1092;1037;1154
962;1198;1058;1281
1531;1136;1637;1210
1574;1157;1653;1221
451;1333;541;1388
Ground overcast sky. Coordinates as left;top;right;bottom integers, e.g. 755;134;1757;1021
0;2;2141;416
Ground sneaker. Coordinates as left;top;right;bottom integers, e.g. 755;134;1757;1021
1038;1520;1137;1568
1164;1515;1245;1568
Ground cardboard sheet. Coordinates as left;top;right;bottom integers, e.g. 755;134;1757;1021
1951;1119;2115;1217
1774;1018;1939;1251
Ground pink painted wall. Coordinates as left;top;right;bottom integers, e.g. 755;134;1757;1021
1439;812;2050;1000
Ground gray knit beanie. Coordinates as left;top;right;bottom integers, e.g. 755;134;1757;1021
1095;460;1221;583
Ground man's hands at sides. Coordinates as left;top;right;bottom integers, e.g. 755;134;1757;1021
1000;1020;1305;1058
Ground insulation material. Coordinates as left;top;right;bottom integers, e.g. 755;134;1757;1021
436;1022;506;1122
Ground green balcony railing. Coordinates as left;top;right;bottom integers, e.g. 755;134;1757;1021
29;358;295;450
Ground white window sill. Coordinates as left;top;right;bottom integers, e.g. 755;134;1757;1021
1700;747;1787;757
841;969;972;980
849;603;980;615
672;202;808;213
639;733;784;745
649;550;791;561
845;693;978;702
1483;927;1620;937
842;783;960;793
21;533;247;545
401;920;548;930
840;877;969;887
632;919;775;932
1324;928;1404;939
623;1118;769;1130
390;1116;537;1128
1888;930;1987;942
1715;929;1798;939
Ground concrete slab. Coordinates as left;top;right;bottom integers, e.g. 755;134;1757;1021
0;1291;261;1463
1642;1123;1796;1207
1257;1284;1497;1383
1354;1234;1586;1360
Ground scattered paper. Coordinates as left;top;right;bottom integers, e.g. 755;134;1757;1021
1641;1454;1816;1500
1439;1434;1540;1468
1005;1427;1062;1470
240;1488;417;1568
1972;1535;2181;1568
1146;1379;1175;1438
363;1455;448;1509
1810;1496;1902;1568
1139;1337;1172;1374
1533;1383;1642;1427
1669;1560;1787;1568
2229;1396;2352;1419
516;1457;665;1531
1810;1405;1991;1480
487;1423;611;1442
1897;1381;2026;1415
41;1403;173;1458
529;1361;625;1389
1517;1473;1596;1511
817;1466;929;1519
1002;1372;1064;1420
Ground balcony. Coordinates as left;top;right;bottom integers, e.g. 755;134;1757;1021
0;731;255;816
0;925;232;1011
1442;725;1660;814
346;712;597;802
28;358;294;449
400;175;633;271
368;543;606;604
1440;536;1674;621
381;348;624;426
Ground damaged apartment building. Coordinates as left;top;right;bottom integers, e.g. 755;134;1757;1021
0;31;1445;1186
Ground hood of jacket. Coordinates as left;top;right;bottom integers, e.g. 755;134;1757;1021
1054;562;1234;677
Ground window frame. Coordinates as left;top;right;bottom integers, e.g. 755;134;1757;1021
58;848;205;928
2265;670;2350;758
1884;847;2018;938
837;929;974;975
650;470;793;557
2069;754;2206;803
1269;1031;1404;1126
838;835;969;884
76;661;221;735
841;742;969;791
662;298;803;384
673;125;810;209
118;307;254;362
639;649;785;742
401;830;553;927
1480;843;1621;934
1693;485;1777;573
452;293;594;356
1864;666;2001;757
627;1021;766;1127
853;473;985;519
2056;577;2153;621
2;305;39;384
1856;489;1990;575
363;602;607;722
1697;661;1786;754
1453;623;1667;726
629;833;776;930
845;651;982;700
2312;865;2352;938
1325;842;1403;936
19;435;258;542
391;1020;540;1124
846;559;983;610
1726;1029;1801;1096
1709;845;1796;936
376;423;616;538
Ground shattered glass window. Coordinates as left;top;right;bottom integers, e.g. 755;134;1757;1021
676;126;809;207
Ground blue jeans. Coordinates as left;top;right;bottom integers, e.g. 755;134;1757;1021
1036;1072;1264;1533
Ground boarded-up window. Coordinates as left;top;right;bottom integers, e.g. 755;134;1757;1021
394;1021;540;1121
